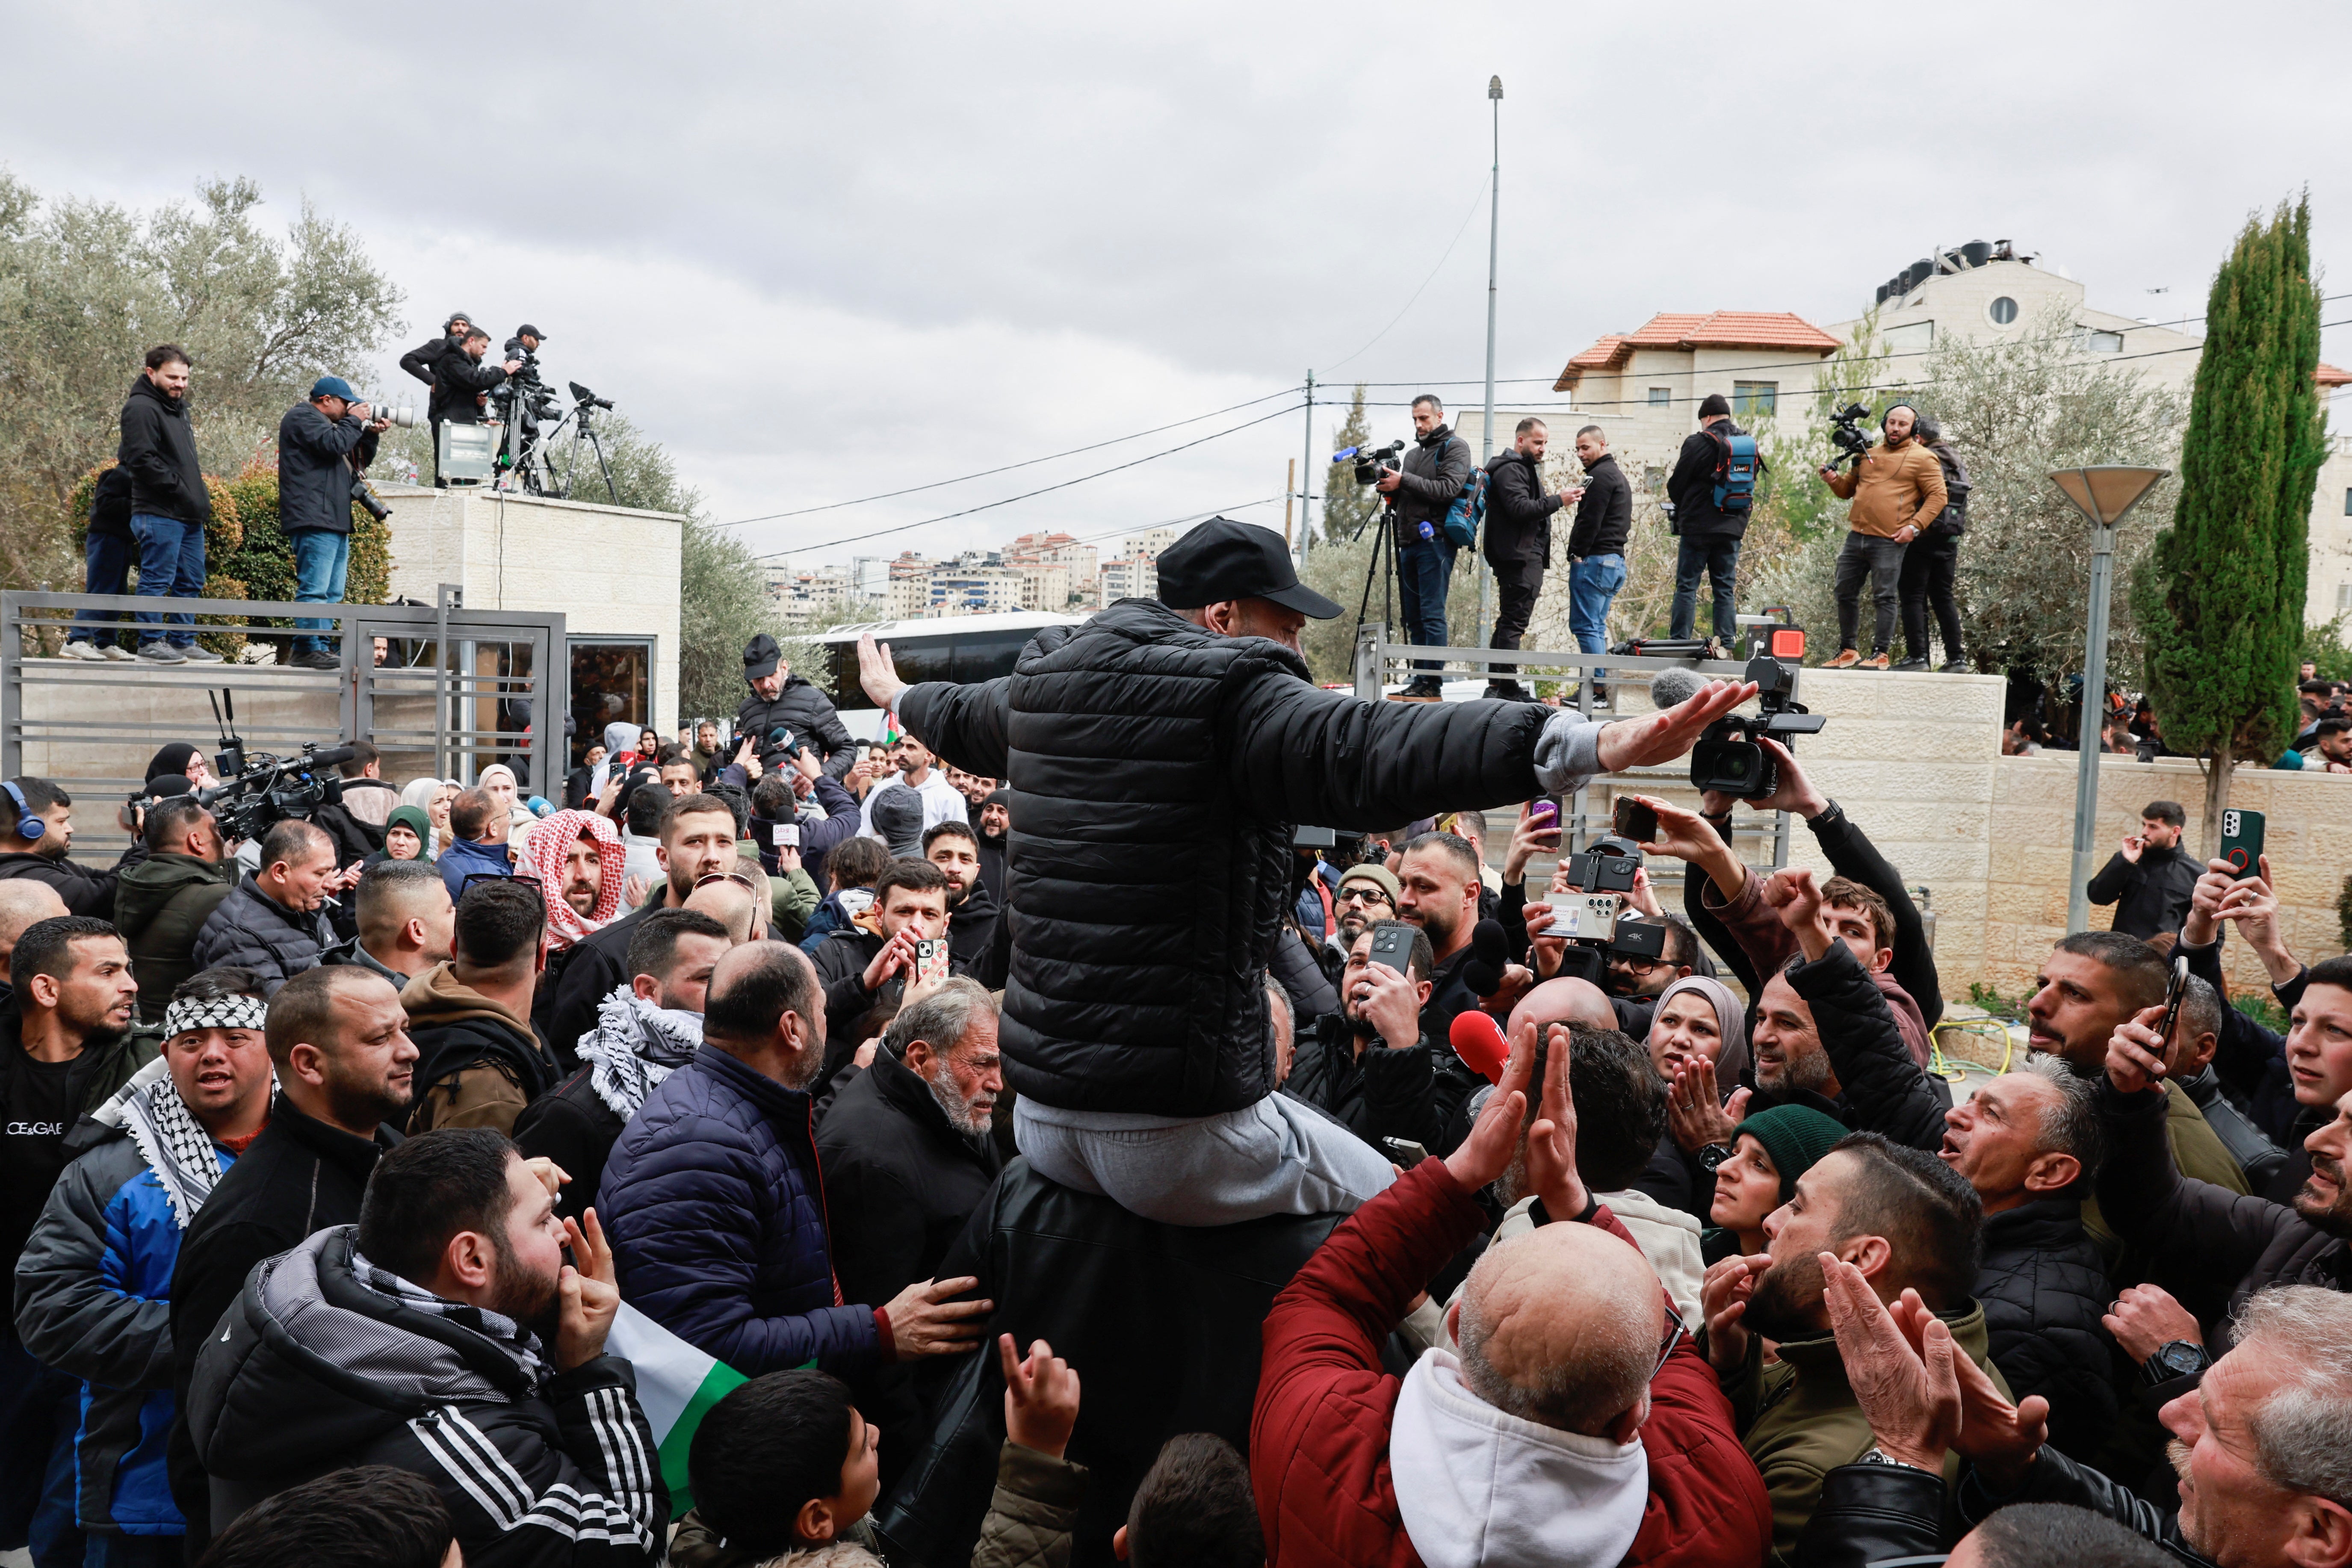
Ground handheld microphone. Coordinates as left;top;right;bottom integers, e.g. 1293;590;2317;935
1449;1008;1510;1084
1460;918;1510;997
1648;666;1706;711
1329;446;1362;463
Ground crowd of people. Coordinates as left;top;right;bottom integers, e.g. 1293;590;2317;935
4;517;2351;1568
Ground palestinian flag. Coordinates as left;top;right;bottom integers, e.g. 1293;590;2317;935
606;1303;745;1513
881;710;903;745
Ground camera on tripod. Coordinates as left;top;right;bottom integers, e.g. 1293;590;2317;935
1826;402;1874;469
1689;653;1827;799
1332;440;1407;487
186;691;356;842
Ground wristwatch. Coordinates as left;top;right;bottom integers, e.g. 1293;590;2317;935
2143;1340;2210;1386
1857;1448;1935;1474
1805;798;1844;830
1697;1143;1733;1173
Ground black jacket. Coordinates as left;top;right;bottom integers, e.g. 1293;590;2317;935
114;850;239;1023
2095;1076;2351;1339
1798;1449;2213;1568
0;1009;158;1283
895;598;1565;1117
877;1160;1345;1568
1284;1013;1474;1160
1924;440;1971;538
733;675;857;781
188;1225;665;1568
542;902;658;1069
513;1066;626;1225
190;876;336;995
1266;925;1338;1025
429;346;508;425
1974;1197;2118;1463
2178;1063;2290;1195
1664;419;1749;542
275;401;378;536
1480;449;1560;570
0;848;125;919
1391;423;1475;542
946;878;1008;990
167;1094;399;1540
399;332;461;389
2085;843;2198;939
2185;936;2302;1148
89;463;135;542
816;1045;1003;1312
1565;451;1634;561
116;375;211;526
1786;942;1952;1152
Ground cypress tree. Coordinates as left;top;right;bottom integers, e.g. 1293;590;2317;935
2138;195;2327;853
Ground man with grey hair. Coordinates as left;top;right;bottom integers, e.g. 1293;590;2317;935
818;975;1005;1314
1808;1279;2352;1568
1934;1056;2117;1461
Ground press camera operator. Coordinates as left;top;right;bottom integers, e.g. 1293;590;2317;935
276;377;387;671
425;327;520;487
1374;394;1475;701
1818;402;1946;670
502;322;546;365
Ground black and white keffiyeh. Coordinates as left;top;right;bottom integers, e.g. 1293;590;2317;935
349;1245;551;1388
87;1057;226;1229
161;992;267;1039
576;985;705;1119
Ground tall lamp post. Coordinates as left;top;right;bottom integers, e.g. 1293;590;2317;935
2052;465;2170;934
1474;75;1502;659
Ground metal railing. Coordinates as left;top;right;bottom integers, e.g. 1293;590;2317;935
4;591;564;849
1352;622;1791;871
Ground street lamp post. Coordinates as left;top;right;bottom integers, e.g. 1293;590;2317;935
2051;465;2170;935
1475;75;1502;670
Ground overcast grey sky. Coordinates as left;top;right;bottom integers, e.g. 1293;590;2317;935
4;0;2348;568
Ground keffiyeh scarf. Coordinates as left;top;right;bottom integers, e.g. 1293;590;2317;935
576;985;705;1119
523;809;627;950
87;1055;226;1230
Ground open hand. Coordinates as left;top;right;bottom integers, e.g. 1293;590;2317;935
1525;1023;1588;1219
1636;794;1730;867
858;632;910;712
1821;1254;1955;1473
1594;680;1761;774
1442;1021;1534;1193
882;1276;993;1358
1667;1058;1747;1152
1882;1288;2045;1487
555;1209;620;1371
1000;1334;1081;1460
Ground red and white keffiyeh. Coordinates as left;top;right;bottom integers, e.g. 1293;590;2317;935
523;808;625;949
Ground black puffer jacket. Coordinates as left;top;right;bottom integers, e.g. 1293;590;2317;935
1785;942;1952;1152
896;597;1585;1116
428;348;507;425
0;849;125;919
1973;1197;2117;1464
734;674;857;780
116;376;210;526
189;876;334;995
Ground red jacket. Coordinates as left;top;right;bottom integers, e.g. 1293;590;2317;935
1252;1159;1771;1568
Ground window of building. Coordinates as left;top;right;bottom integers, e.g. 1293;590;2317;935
2343;487;2352;516
1732;381;1778;418
1648;387;1672;408
1882;321;1935;355
568;638;652;768
2078;327;2125;353
1988;296;2019;326
2340;581;2352;613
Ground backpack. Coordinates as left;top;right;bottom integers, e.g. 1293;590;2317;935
1710;428;1760;514
1439;437;1487;548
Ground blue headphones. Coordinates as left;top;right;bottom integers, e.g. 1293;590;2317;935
3;782;43;842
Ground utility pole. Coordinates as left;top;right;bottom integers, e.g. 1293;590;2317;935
1476;76;1503;656
1298;369;1316;563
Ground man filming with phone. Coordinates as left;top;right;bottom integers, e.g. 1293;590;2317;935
806;857;957;1075
2086;798;2198;940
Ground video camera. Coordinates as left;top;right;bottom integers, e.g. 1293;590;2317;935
1689;653;1826;799
1332;440;1407;487
1826;402;1874;469
192;691;355;842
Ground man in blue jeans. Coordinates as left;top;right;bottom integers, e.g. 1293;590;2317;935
115;346;223;666
60;467;138;662
1663;393;1749;651
1564;423;1633;701
275;377;386;670
1375;395;1474;700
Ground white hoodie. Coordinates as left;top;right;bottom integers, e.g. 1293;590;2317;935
1389;1349;1649;1568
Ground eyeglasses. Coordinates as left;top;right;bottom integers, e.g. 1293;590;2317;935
694;870;758;894
1655;1304;1687;1377
1338;887;1392;906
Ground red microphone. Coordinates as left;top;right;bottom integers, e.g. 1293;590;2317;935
1449;1008;1510;1085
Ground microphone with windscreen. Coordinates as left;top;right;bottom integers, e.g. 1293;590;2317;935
1449;1008;1510;1084
1648;664;1705;712
1460;918;1510;998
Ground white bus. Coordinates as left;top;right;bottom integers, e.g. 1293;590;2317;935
808;611;1088;743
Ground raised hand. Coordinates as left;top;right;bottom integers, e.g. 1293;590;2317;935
1820;1254;1956;1472
1525;1023;1589;1219
1594;680;1761;774
2104;1003;2169;1094
1761;867;1832;961
555;1208;620;1371
1666;1058;1747;1152
858;632;910;712
1702;1252;1769;1374
999;1333;1081;1460
1442;1021;1534;1194
1636;795;1745;902
1504;800;1563;886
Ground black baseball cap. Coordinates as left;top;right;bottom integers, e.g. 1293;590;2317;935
1155;518;1340;619
744;633;781;680
516;324;547;340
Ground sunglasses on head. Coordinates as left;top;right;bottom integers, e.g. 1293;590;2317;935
694;870;758;894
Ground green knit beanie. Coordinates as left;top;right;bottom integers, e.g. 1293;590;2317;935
1739;1105;1849;1202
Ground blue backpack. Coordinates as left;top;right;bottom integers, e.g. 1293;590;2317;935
1440;437;1487;548
1711;428;1760;514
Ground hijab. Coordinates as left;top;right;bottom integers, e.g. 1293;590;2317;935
400;777;447;813
1651;974;1750;1087
522;809;625;951
146;741;203;785
370;805;434;865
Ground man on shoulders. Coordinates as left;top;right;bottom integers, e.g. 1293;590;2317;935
165;966;415;1545
735;634;856;781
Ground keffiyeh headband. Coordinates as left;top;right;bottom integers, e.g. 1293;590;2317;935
163;992;267;1040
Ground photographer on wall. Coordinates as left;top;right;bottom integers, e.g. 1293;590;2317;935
1817;402;1946;670
426;326;520;486
1373;393;1475;700
276;376;388;671
1891;413;1970;672
1477;416;1580;703
1663;393;1750;653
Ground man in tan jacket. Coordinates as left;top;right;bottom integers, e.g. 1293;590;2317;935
1819;403;1946;670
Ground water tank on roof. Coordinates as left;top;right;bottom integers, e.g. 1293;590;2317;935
1903;258;1933;292
1962;239;1993;268
1876;282;1892;306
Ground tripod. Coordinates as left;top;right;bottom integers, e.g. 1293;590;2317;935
567;396;618;504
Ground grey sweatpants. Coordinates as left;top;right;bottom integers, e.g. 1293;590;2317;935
1014;1092;1397;1225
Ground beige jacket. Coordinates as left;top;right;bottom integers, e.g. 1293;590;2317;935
1825;437;1946;539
